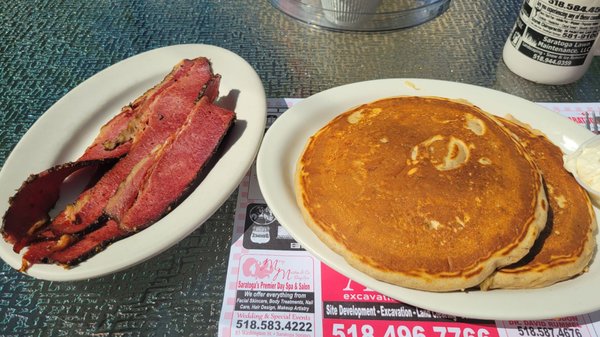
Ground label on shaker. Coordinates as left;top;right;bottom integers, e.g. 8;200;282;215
508;0;600;66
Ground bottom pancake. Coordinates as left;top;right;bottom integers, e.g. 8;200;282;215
481;117;597;290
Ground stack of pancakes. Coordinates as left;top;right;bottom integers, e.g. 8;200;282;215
295;96;597;292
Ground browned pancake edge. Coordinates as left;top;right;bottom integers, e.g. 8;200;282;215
481;116;597;290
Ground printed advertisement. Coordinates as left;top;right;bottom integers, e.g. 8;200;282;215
320;264;499;337
508;0;600;66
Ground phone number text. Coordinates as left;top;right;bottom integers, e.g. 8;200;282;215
517;326;583;337
235;319;313;332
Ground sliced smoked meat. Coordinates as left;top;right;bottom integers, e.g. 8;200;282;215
114;96;235;231
77;104;136;162
48;59;217;237
2;161;105;249
50;97;236;266
20;234;74;268
49;220;128;265
104;76;223;223
7;57;233;269
21;59;217;268
1;58;197;247
103;155;157;222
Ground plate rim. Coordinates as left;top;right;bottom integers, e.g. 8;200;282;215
256;78;599;320
0;43;266;281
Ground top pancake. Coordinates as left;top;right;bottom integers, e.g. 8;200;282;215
481;117;597;289
295;96;548;292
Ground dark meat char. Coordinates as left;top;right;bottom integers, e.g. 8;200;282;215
1;58;196;247
15;219;128;267
19;233;75;268
2;161;107;251
1;104;136;248
50;220;128;265
48;58;216;236
53;97;236;265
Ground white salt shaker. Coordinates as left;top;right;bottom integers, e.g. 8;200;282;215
503;0;600;85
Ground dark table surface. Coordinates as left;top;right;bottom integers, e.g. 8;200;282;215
1;0;599;335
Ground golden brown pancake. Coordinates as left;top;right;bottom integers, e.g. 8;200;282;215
480;117;597;290
295;96;548;292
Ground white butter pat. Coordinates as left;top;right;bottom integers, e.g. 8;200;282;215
564;137;600;206
574;147;600;190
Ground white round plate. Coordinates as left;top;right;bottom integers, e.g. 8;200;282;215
0;44;266;281
256;78;599;320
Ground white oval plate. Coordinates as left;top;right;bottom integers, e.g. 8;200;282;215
0;44;266;281
256;78;599;320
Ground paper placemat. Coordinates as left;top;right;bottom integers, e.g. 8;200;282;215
218;99;600;337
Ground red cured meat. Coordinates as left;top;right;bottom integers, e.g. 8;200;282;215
104;76;222;222
118;96;235;231
6;57;234;269
48;58;217;236
49;220;128;265
103;155;157;222
48;97;235;265
19;59;218;268
1;58;196;247
77;104;136;161
19;234;74;268
2;161;101;249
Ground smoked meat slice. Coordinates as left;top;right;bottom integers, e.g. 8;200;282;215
54;97;235;265
117;96;235;231
48;58;217;237
1;58;196;247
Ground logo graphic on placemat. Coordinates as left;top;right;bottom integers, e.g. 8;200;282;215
249;204;276;225
243;203;304;251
